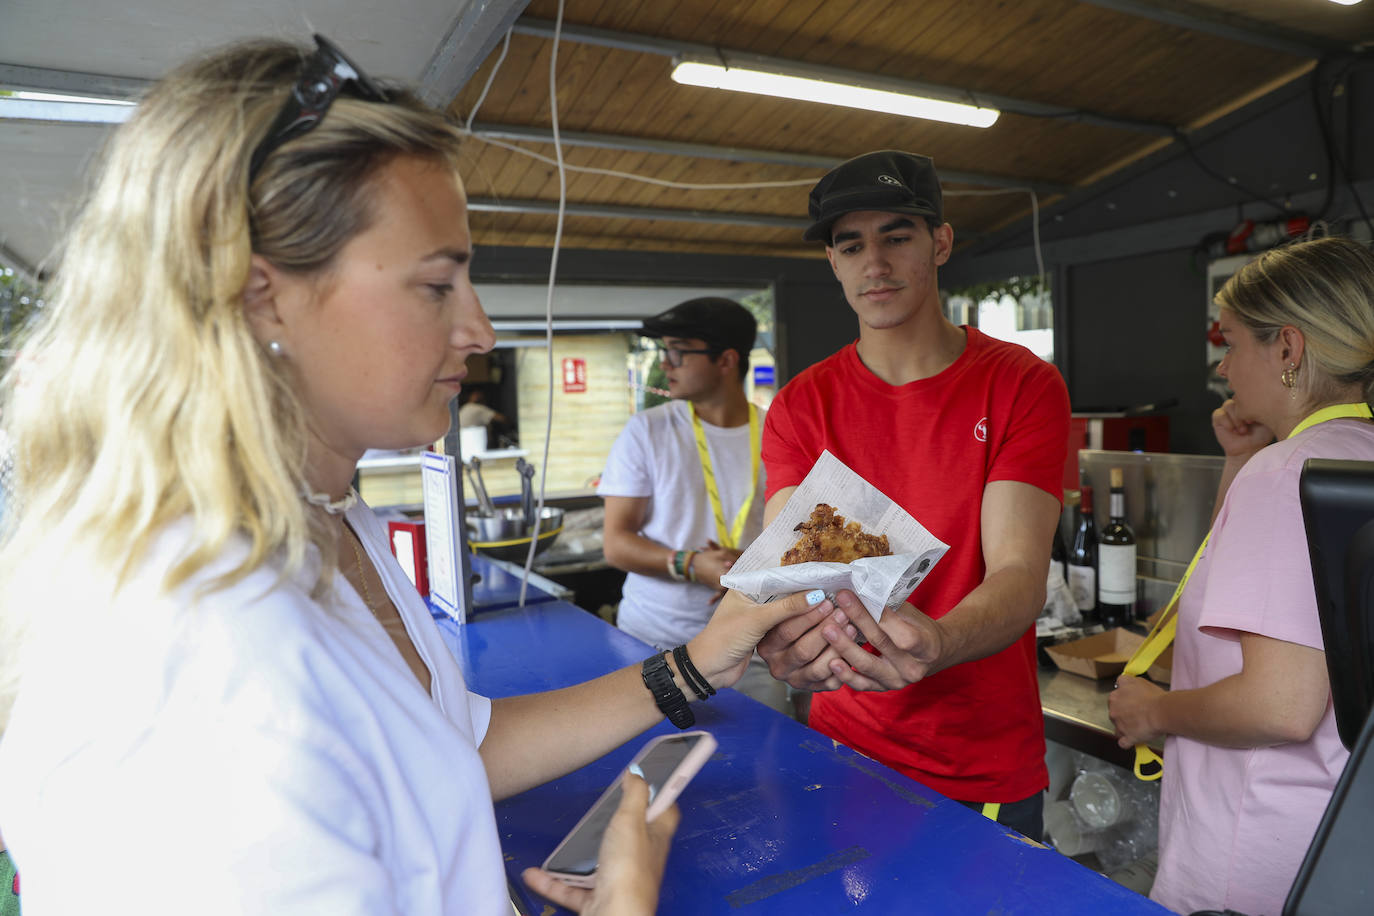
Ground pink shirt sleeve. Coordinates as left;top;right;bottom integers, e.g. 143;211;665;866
1196;463;1325;651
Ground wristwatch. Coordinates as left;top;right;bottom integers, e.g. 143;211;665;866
641;651;695;729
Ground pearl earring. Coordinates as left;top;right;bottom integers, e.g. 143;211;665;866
268;340;284;357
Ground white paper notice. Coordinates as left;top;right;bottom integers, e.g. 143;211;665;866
720;450;949;621
421;451;463;621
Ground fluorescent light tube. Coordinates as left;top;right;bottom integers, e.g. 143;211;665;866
11;91;134;106
671;60;999;129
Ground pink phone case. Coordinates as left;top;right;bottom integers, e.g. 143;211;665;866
542;730;717;887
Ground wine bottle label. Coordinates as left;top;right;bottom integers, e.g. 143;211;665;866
1098;545;1136;604
1050;559;1066;583
1067;565;1096;610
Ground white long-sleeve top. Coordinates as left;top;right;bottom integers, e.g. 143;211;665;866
0;501;507;915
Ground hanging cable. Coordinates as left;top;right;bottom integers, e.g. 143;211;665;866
463;133;818;190
464;29;513;132
938;187;1047;289
518;0;567;607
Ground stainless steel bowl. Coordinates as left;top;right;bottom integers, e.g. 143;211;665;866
532;506;565;535
466;507;527;542
467;506;567;562
467;506;566;543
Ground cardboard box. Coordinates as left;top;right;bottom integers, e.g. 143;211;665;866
1044;628;1174;683
1045;629;1140;679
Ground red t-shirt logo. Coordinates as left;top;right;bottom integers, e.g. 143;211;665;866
974;417;989;442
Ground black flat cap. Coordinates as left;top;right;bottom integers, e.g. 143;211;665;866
640;297;756;358
804;150;943;243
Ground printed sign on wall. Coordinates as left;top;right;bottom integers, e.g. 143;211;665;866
562;357;587;393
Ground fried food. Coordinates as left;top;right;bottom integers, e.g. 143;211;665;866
780;503;891;565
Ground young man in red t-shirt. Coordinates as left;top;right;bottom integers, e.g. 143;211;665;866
757;150;1070;840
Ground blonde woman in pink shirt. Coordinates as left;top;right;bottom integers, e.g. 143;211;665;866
1110;236;1374;915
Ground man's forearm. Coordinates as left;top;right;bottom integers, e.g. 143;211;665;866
929;563;1044;674
604;530;680;579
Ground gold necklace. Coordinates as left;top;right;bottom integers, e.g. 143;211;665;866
346;526;379;614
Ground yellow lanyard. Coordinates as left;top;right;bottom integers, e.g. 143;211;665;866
1126;400;1374;780
688;403;760;550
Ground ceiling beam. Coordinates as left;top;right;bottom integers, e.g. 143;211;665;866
418;0;532;107
468;197;810;229
0;62;148;100
1076;0;1347;59
468;122;1073;194
513;16;1178;137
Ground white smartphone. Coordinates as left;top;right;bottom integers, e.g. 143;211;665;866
541;730;717;887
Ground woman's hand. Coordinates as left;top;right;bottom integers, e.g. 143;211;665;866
1108;675;1167;748
690;588;843;690
522;772;679;916
1212;398;1274;459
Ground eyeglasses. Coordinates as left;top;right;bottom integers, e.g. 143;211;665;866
659;346;717;367
247;34;390;182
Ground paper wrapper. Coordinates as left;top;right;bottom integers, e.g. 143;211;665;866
720;450;948;621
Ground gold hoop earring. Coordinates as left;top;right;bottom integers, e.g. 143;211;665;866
1281;363;1298;398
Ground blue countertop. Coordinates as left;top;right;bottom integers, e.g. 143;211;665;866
436;603;1170;915
467;551;561;613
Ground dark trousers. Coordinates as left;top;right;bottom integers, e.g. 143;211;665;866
957;790;1045;843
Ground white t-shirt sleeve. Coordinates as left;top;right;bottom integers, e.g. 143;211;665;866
598;413;654;498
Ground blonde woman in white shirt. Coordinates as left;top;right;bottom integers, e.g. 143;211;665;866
0;37;816;916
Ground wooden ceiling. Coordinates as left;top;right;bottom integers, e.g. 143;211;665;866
447;0;1374;259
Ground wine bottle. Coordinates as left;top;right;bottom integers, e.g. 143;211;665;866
1097;468;1138;628
1067;486;1099;623
1050;521;1068;584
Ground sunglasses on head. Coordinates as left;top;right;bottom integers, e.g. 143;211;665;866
248;33;390;182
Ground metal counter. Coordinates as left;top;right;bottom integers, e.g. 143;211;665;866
1039;668;1139;769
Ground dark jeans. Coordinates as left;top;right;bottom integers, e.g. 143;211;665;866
957;790;1045;842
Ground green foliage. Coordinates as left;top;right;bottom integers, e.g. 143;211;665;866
948;274;1048;305
0;268;46;360
644;359;670;409
739;287;774;336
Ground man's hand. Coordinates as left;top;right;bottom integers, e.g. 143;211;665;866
756;591;862;692
522;772;678;916
816;594;946;691
689;543;741;590
1108;675;1166;748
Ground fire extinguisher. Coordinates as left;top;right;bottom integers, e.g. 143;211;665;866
1224;216;1311;255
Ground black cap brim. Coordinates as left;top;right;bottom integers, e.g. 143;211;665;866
803;200;940;243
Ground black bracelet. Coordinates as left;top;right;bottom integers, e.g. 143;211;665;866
672;645;716;699
641;652;695;729
672;646;709;700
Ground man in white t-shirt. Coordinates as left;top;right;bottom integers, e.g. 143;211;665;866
598;298;788;714
457;389;505;429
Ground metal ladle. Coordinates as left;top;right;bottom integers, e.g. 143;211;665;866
465;456;497;517
515;458;536;529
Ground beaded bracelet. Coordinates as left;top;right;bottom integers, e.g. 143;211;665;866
666;550;685;581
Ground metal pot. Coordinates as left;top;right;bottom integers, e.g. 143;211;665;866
467;507;528;542
467;506;565;544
